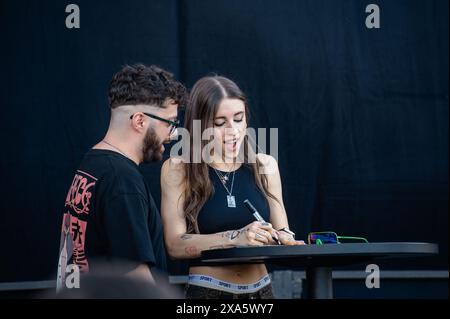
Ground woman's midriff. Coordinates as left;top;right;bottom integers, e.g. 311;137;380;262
189;263;269;284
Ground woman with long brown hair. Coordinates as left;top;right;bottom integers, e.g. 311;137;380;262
161;75;303;299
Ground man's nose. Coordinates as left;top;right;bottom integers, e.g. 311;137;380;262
168;128;179;141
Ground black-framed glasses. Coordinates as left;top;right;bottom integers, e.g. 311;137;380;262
130;112;180;136
307;232;369;245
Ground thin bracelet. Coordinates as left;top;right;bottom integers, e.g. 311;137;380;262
278;227;295;238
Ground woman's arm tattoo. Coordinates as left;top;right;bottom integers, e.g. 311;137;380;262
180;234;193;240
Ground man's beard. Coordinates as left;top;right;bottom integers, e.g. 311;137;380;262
142;127;164;163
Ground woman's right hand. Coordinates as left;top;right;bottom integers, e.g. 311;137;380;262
231;221;279;246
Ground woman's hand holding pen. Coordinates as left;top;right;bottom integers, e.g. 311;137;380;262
231;221;280;246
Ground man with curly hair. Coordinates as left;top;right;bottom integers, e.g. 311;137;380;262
56;64;187;289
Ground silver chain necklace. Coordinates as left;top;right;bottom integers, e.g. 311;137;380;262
213;167;237;208
214;169;232;183
102;140;128;158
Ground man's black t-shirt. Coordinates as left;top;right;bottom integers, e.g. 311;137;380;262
57;149;166;285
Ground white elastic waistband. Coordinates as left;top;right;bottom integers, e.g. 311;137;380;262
188;274;271;294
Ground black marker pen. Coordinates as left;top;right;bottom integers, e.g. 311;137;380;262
243;199;281;245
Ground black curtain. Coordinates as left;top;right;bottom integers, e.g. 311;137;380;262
0;0;448;282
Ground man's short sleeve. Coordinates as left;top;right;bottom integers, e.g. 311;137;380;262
103;193;156;267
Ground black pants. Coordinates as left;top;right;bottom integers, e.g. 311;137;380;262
185;283;274;299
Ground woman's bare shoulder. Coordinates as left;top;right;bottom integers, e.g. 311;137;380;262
161;157;185;186
256;153;278;174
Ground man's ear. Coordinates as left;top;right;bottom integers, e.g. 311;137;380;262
130;113;146;132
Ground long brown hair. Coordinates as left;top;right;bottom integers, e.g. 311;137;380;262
183;76;279;234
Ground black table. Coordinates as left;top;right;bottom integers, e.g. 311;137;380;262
200;242;439;299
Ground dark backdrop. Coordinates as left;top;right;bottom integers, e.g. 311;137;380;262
0;0;448;282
